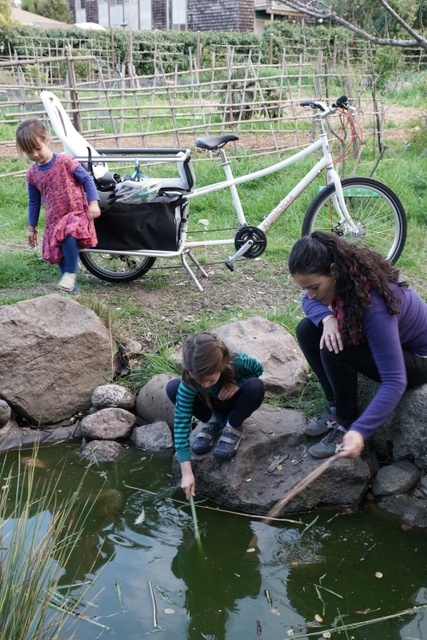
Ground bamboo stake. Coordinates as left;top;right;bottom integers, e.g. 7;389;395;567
189;495;201;543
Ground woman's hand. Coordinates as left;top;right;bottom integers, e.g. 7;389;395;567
27;226;37;247
218;382;239;401
180;461;196;500
338;430;365;458
88;201;101;220
320;315;343;354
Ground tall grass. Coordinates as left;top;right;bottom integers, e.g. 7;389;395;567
0;450;101;640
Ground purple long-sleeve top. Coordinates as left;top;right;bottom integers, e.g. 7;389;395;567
302;284;427;440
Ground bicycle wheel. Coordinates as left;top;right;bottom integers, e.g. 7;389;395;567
302;177;407;263
80;252;156;283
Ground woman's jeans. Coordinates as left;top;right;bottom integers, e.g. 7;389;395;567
296;317;427;427
166;377;265;430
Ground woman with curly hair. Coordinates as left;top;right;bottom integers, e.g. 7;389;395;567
288;231;427;459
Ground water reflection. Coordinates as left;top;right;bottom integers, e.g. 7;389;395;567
3;446;427;640
171;521;261;640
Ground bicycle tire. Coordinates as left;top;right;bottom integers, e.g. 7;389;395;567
79;252;156;283
302;177;407;264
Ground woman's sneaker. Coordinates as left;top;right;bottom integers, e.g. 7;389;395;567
304;405;337;436
308;424;347;459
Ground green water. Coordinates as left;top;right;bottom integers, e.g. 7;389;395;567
3;443;427;640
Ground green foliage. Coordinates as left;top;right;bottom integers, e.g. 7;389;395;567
22;0;72;23
0;0;11;27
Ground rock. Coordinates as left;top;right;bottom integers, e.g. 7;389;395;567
80;439;124;462
170;317;308;397
0;419;52;452
371;460;422;497
0;400;12;427
136;373;176;427
131;420;174;452
80;407;136;440
0;294;112;425
377;494;427;527
360;379;427;467
92;384;135;410
172;404;372;514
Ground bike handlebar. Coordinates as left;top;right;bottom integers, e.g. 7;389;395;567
299;95;354;116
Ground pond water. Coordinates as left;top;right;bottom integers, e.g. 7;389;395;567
3;443;427;640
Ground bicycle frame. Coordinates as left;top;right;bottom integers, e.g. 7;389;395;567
81;108;359;290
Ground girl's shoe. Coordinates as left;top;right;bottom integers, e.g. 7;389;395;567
58;272;76;292
191;418;223;455
213;424;243;460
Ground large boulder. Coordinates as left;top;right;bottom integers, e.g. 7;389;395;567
359;378;427;467
172;404;372;515
0;294;112;425
171;316;309;397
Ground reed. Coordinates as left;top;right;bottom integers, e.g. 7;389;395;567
0;449;100;640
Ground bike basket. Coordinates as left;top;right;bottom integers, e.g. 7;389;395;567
93;199;185;252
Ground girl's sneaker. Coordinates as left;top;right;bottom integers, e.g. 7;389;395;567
58;272;76;292
192;417;224;455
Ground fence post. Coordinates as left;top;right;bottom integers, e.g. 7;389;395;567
66;53;82;134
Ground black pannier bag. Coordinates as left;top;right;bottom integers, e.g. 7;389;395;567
93;197;186;252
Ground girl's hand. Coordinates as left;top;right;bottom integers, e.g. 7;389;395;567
180;461;196;500
27;226;37;248
320;315;343;353
218;382;239;401
88;201;101;220
338;430;365;458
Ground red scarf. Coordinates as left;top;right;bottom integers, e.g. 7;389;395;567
331;296;364;345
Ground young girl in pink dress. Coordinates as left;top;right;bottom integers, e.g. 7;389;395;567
16;119;101;294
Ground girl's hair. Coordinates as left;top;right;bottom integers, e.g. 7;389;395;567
288;231;407;343
182;332;235;401
16;119;50;154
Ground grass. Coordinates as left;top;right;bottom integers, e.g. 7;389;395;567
0;449;102;640
1;127;426;405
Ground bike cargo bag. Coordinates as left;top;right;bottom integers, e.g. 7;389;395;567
93;197;186;252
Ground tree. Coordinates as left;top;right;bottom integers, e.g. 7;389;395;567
0;0;12;27
276;0;427;50
22;0;72;23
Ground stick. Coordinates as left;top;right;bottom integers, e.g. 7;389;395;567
189;495;201;543
248;454;340;549
148;580;162;630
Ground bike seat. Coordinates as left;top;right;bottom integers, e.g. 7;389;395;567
195;134;239;151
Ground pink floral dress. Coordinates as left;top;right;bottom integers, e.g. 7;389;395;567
27;155;98;264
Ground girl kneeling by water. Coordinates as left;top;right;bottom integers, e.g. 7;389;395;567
166;332;265;500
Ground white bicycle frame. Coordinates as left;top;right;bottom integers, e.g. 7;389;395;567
80;105;358;291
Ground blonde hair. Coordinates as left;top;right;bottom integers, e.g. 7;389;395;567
16;119;50;155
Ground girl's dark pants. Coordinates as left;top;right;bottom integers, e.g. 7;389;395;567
296;317;427;427
166;378;265;430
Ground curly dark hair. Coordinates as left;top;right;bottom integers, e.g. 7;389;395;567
181;332;236;406
288;232;407;343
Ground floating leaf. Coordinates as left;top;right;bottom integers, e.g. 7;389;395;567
164;608;175;614
134;508;145;524
375;571;383;578
315;614;323;623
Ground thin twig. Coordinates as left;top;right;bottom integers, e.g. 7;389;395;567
148;580;162;630
189;495;201;543
249;454;340;548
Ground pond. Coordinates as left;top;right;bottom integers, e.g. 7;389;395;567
3;443;427;640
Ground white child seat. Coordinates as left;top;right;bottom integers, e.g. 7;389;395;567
40;90;108;179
